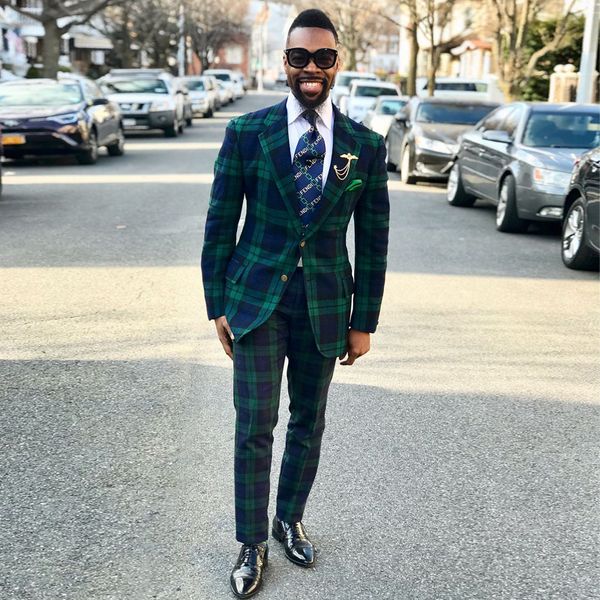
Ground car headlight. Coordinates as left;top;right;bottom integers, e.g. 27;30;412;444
415;136;457;155
532;167;571;192
149;100;173;112
34;112;81;124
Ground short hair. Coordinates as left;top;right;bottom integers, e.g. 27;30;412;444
287;9;339;44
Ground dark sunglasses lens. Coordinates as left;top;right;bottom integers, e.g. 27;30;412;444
287;49;309;68
314;49;337;68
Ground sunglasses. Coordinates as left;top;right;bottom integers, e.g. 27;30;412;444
284;47;338;70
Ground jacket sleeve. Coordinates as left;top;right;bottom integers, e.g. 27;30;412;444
350;137;390;333
201;119;244;320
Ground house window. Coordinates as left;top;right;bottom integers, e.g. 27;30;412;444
225;44;242;65
464;7;473;29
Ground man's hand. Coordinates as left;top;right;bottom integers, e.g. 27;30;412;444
339;329;370;365
214;315;234;360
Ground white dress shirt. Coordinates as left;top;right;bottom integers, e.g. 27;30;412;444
286;92;334;189
286;93;335;267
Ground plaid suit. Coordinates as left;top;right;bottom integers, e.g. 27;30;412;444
201;100;389;543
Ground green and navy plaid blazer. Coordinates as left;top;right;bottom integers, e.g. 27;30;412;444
201;100;389;358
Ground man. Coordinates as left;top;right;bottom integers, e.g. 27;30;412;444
201;9;389;598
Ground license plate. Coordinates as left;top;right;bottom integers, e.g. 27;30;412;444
123;118;137;127
2;134;26;145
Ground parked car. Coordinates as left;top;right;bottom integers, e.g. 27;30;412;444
561;147;600;270
362;95;409;138
0;77;124;164
331;70;378;107
446;102;600;233
387;96;499;184
416;76;506;103
182;75;219;117
98;69;186;137
216;80;234;106
204;69;237;101
340;80;400;123
230;72;246;99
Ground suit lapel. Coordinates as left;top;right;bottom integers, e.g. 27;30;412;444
304;106;361;241
258;100;303;236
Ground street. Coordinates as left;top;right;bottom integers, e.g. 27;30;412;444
1;92;598;600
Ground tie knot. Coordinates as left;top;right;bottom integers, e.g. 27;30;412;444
303;110;318;127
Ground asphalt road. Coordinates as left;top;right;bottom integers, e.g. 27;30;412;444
1;92;598;600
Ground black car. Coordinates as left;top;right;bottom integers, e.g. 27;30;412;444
386;97;499;184
0;76;125;164
561;147;600;270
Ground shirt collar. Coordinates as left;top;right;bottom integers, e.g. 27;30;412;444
286;92;333;131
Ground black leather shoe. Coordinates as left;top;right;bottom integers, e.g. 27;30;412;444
271;516;315;567
229;542;268;598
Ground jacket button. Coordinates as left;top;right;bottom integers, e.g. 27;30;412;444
299;240;306;248
281;274;288;282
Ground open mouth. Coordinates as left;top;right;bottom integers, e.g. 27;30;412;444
299;79;325;95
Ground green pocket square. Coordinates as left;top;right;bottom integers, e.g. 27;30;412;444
345;179;363;192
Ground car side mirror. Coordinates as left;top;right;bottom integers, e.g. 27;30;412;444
482;129;512;143
394;111;408;124
91;98;109;106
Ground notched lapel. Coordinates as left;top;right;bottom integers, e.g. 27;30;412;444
304;110;361;240
258;102;303;235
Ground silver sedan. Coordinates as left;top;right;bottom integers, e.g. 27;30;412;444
447;102;600;232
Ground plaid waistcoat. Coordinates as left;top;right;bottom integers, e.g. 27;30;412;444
201;100;390;358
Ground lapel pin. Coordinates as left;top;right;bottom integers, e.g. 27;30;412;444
334;153;358;181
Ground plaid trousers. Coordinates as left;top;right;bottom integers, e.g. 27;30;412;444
233;267;337;543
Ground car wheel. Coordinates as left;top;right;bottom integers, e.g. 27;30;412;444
447;163;476;207
400;145;416;184
106;127;125;157
496;175;528;233
386;139;397;172
561;198;599;270
76;129;99;165
206;107;213;118
186;116;193;127
164;123;178;138
178;118;185;133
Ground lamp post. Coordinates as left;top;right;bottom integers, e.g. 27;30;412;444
576;0;599;103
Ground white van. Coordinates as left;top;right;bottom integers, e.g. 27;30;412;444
416;76;506;103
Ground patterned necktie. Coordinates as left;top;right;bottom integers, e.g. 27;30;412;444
292;110;325;227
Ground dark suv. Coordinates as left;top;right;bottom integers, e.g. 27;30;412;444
0;75;124;164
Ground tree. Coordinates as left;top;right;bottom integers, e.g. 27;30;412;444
489;0;579;99
0;0;124;77
185;0;248;72
521;14;585;100
98;0;180;70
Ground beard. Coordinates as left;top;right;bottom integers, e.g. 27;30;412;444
289;75;331;109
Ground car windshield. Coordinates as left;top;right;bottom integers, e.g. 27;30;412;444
416;102;496;124
522;111;600;148
429;82;488;92
337;74;376;87
379;99;407;114
186;80;205;91
101;79;168;94
356;86;397;98
209;73;231;82
0;83;82;106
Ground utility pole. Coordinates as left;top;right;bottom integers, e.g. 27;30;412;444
177;2;185;77
576;0;599;103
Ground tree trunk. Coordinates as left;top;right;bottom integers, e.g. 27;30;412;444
42;19;62;78
406;20;419;96
427;50;436;96
119;7;134;68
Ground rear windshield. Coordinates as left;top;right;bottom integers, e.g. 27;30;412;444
0;83;83;106
425;82;488;92
522;111;600;149
356;86;398;98
208;73;232;82
337;74;376;87
416;102;497;124
101;79;168;94
379;99;407;114
186;80;205;91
